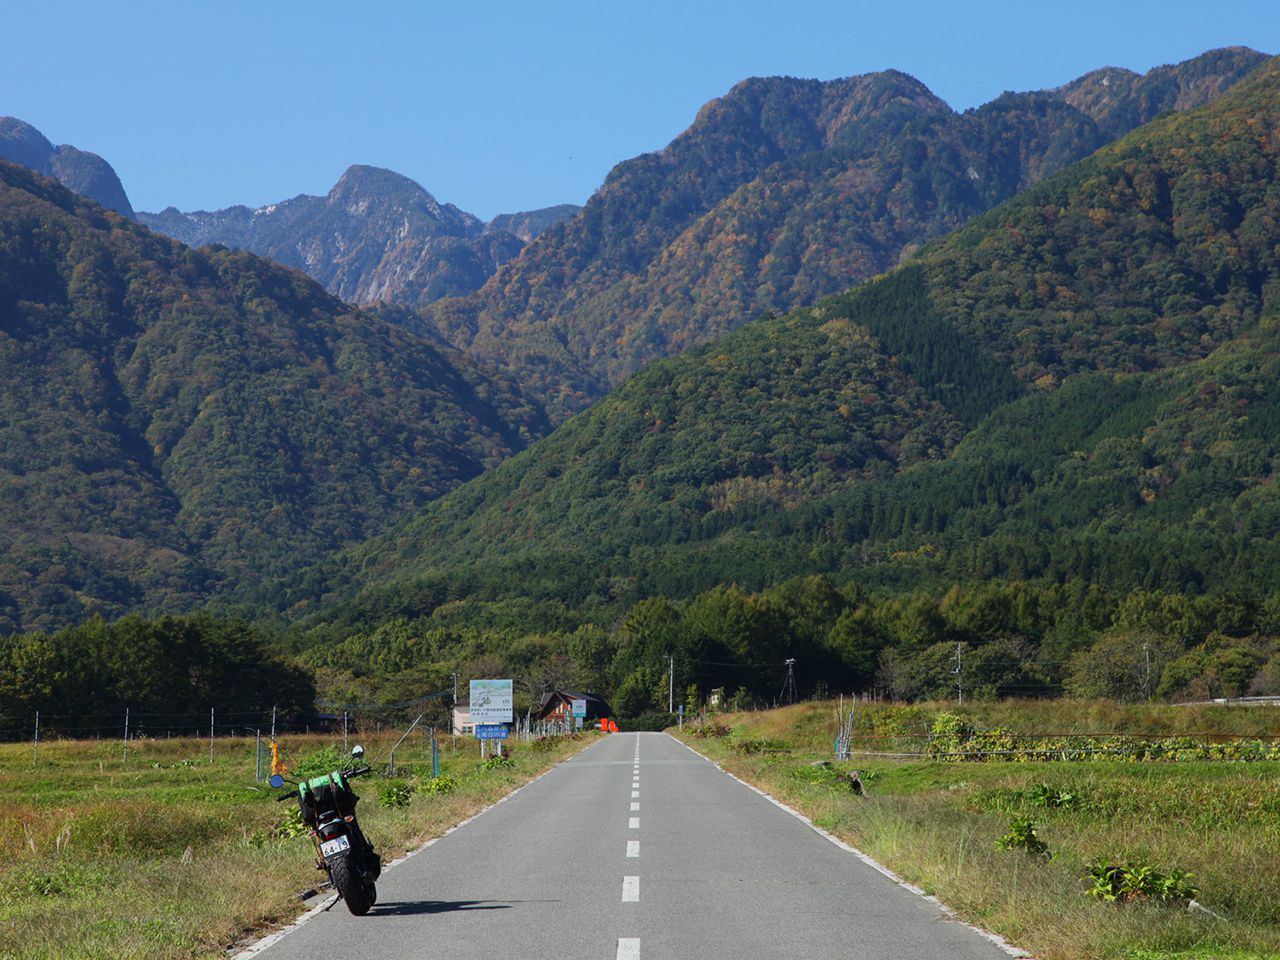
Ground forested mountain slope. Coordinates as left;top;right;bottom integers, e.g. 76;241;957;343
269;55;1280;624
417;48;1266;419
0;162;548;633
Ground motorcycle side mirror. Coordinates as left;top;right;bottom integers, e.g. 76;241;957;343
351;744;365;759
268;774;286;788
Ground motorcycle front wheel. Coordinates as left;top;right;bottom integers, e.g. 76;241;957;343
330;855;371;916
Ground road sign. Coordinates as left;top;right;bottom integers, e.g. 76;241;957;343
470;679;514;724
571;698;587;718
474;723;509;740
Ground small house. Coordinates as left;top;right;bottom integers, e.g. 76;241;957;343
451;700;473;736
532;690;613;722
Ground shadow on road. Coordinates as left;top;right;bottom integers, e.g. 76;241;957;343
368;899;557;916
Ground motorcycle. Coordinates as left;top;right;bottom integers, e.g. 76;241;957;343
270;745;381;915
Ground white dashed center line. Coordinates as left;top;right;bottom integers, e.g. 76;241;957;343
627;840;640;857
617;938;640;960
622;875;640;902
629;816;640;829
630;801;639;810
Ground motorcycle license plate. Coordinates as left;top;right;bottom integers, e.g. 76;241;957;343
320;835;350;858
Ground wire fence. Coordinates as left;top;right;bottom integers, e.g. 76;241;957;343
3;687;594;779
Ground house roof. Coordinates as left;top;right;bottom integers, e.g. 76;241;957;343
533;690;613;719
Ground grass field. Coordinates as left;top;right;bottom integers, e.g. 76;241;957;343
0;729;593;959
676;700;1280;960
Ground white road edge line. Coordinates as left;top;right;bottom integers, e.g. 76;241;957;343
668;734;1029;959
230;736;612;959
617;937;641;959
622;875;640;902
627;840;640;857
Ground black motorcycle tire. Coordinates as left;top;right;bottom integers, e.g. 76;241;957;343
330;854;371;916
366;881;378;906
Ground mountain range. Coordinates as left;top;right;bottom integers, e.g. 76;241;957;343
0;47;1275;637
413;47;1267;420
269;53;1280;632
0;117;582;313
138;170;580;307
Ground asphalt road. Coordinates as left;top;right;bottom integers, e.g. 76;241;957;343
243;732;1020;960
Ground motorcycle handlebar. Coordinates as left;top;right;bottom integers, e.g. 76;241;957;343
271;766;370;802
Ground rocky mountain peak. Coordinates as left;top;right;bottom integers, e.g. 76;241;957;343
327;164;482;234
48;145;134;218
0;116;134;217
0;117;55;171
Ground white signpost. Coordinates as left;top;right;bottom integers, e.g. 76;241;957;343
470;679;514;755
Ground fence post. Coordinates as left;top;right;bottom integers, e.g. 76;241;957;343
342;712;348;755
255;729;263;782
430;727;440;778
123;706;129;760
209;707;215;764
33;711;39;766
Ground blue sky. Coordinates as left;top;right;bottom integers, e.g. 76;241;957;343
4;0;1276;219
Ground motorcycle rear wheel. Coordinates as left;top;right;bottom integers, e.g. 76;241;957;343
330;855;371;916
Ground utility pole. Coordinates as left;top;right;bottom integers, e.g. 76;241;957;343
782;659;797;705
452;672;459;705
667;655;675;713
954;643;964;705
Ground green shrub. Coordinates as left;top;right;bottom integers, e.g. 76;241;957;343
995;817;1050;858
1085;861;1199;904
378;780;414;808
481;754;514;771
927;712;973;757
417;774;458;795
1027;783;1080;809
272;806;308;840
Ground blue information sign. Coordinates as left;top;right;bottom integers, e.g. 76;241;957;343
475;723;509;740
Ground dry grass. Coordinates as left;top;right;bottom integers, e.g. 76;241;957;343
680;700;1280;960
0;731;594;959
